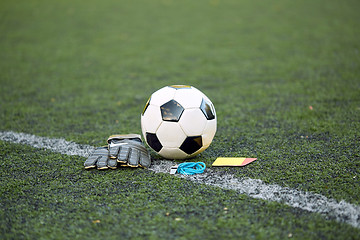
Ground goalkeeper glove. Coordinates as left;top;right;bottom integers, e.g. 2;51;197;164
84;134;151;170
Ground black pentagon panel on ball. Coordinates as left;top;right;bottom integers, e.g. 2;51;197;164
160;100;184;122
200;98;215;120
146;133;162;152
180;136;203;155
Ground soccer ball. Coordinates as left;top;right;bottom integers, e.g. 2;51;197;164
141;85;217;159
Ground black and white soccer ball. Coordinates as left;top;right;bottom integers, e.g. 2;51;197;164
141;85;217;159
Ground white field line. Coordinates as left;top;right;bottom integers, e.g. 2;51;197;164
1;130;359;229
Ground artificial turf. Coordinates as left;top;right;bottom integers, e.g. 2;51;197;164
1;0;360;239
1;141;359;240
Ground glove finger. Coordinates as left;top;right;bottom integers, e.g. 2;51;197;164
84;154;98;169
109;144;120;159
125;142;151;168
128;149;140;167
118;145;130;163
84;147;108;169
108;158;118;169
97;155;109;170
139;151;151;168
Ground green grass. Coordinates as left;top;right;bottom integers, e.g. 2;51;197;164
1;141;359;240
1;0;360;239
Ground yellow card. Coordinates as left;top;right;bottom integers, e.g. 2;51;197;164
212;157;257;167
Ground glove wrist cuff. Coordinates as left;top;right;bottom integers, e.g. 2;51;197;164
107;134;142;144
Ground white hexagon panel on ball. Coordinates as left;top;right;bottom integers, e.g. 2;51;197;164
156;121;187;148
179;108;207;136
201;119;217;148
149;86;176;107
141;104;162;134
173;88;203;108
159;147;188;160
